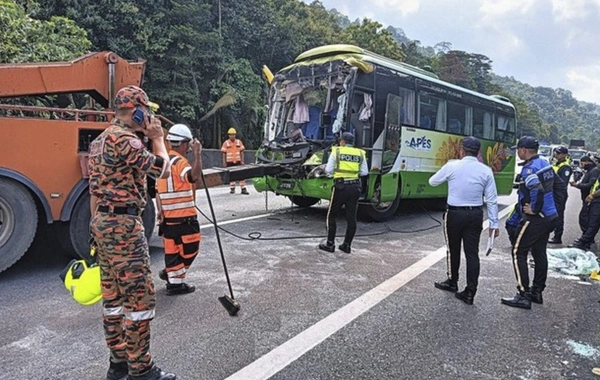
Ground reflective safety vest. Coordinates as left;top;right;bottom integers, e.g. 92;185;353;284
552;160;569;173
333;146;365;179
221;138;245;163
156;151;197;221
591;179;599;194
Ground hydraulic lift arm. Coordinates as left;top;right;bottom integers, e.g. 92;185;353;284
0;52;146;107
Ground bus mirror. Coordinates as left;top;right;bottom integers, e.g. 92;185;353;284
321;113;332;127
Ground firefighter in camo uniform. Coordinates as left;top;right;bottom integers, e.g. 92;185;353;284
88;85;176;380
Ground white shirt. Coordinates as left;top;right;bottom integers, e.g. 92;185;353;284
428;156;499;229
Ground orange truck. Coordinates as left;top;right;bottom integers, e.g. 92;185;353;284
0;52;155;273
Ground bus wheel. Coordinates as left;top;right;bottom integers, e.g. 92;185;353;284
359;190;401;222
61;193;156;262
288;196;320;208
0;179;38;273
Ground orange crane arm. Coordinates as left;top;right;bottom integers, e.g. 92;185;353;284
0;52;146;107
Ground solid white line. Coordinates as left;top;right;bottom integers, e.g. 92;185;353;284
225;205;514;380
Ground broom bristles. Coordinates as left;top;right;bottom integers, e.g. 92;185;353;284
219;295;241;316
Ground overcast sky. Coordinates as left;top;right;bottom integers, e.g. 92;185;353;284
304;0;600;105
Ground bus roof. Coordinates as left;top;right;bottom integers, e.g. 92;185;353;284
289;44;515;111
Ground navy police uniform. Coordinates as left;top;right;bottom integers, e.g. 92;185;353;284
502;136;557;309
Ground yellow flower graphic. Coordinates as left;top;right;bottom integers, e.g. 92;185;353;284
435;136;462;166
485;142;508;173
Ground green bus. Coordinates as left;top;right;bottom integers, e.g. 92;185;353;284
253;44;516;221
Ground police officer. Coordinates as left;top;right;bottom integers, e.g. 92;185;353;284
319;132;368;254
569;176;600;251
501;136;557;310
570;155;600;232
88;85;176;380
429;136;499;305
548;146;571;244
156;124;202;296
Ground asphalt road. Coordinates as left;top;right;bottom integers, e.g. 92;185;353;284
0;186;599;380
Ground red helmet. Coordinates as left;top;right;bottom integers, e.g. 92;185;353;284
114;85;150;109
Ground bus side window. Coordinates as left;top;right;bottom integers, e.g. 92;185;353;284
418;92;443;130
473;107;493;139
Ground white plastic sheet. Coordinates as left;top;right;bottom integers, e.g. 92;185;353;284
547;248;600;275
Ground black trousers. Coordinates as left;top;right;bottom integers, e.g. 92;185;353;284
443;208;483;291
579;201;600;248
551;191;567;239
326;183;361;245
511;216;556;293
579;200;590;233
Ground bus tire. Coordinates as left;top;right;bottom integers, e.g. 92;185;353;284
288;196;320;208
359;191;401;222
0;178;38;273
61;193;156;262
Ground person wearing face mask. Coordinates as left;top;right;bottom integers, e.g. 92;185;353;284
156;124;203;296
570;155;600;233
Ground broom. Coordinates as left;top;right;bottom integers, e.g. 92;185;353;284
198;170;240;316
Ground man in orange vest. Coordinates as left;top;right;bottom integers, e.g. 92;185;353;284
221;127;249;194
156;124;202;295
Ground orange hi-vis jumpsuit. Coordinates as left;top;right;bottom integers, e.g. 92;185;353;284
221;138;246;189
156;151;200;284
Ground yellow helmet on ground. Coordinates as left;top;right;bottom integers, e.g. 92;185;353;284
227;128;237;134
59;259;102;306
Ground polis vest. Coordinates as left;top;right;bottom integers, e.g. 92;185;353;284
333;146;365;179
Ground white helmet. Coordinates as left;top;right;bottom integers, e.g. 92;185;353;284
166;124;193;142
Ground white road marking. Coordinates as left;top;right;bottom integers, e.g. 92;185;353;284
225;205;514;380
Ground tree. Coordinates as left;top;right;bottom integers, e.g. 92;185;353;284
339;18;405;61
0;0;90;63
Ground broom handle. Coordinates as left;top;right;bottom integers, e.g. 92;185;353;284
199;170;235;299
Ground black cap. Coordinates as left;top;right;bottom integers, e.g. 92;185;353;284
341;132;355;145
511;136;539;150
554;146;568;154
581;156;593;163
462;136;480;151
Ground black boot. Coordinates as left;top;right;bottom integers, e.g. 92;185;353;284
434;279;458;292
338;242;351;254
166;283;195;296
528;288;543;304
455;287;475;305
501;292;531;309
158;269;167;282
127;366;176;380
318;241;335;252
107;361;128;380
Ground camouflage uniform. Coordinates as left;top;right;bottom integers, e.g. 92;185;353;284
89;114;164;376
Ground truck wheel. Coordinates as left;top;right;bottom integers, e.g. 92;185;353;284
61;193;157;262
0;179;38;273
288;196;320;208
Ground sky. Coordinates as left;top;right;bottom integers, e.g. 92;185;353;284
303;0;600;105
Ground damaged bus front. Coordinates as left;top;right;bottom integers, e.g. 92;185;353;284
253;45;516;221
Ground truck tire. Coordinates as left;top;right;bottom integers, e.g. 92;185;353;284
61;192;156;262
288;196;320;208
0;179;38;273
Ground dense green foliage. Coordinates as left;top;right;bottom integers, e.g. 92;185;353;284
4;0;599;150
0;1;90;62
